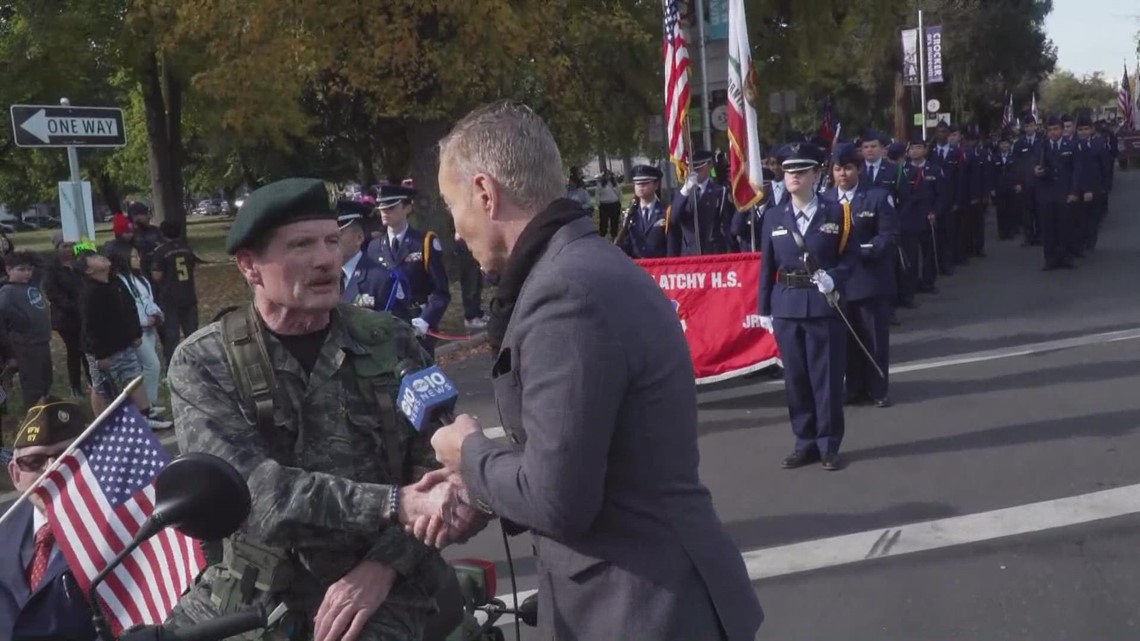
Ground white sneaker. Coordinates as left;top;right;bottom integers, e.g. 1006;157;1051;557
465;316;489;330
148;417;174;431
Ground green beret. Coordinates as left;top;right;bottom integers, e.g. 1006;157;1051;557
226;178;339;254
14;400;87;449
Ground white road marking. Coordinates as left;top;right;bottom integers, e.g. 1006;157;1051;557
491;482;1140;627
696;326;1140;405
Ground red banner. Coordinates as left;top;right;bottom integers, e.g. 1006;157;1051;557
635;253;780;384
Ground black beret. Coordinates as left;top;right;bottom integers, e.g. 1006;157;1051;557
630;164;663;183
14;400;86;449
376;184;418;209
691;150;714;168
831;143;861;167
225;178;338;254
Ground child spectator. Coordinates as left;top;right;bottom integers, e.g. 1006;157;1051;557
0;251;53;406
43;234;91;398
106;241;165;418
75;249;171;430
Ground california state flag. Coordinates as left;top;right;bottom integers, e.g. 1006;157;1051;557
727;0;764;210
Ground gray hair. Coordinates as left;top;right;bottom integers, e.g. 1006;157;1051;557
439;102;565;213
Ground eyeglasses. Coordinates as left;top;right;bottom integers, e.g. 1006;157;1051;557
14;453;63;474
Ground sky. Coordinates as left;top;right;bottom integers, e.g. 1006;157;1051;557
1044;0;1140;82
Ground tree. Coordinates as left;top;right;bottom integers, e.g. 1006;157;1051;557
1039;71;1117;116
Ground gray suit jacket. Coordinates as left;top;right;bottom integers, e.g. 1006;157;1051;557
462;216;763;641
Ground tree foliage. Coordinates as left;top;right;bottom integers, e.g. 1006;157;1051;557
1040;70;1117;117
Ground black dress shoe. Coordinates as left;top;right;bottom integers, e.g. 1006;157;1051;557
782;450;821;469
821;453;844;471
874;397;893;408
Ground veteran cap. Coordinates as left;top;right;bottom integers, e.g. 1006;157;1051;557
630;164;663;183
376;184;418;210
226;178;338;254
14;400;86;450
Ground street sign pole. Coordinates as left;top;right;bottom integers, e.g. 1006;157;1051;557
60;98;92;242
917;6;928;143
9;101;126;243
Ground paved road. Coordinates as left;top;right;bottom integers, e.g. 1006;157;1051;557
442;170;1140;640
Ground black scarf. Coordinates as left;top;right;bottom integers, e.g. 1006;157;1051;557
486;198;590;353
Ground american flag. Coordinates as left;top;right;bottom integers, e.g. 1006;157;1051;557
1120;62;1134;132
1002;93;1014;129
34;402;204;635
663;0;692;182
819;97;836;146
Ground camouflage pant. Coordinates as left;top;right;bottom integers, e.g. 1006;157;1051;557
166;568;426;641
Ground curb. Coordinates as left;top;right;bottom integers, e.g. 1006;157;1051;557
436;331;488;356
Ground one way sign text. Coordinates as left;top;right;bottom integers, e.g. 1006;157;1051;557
9;104;127;148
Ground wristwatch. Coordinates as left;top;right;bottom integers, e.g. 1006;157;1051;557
388;485;401;524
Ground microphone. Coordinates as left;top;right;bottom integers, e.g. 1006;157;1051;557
397;363;459;434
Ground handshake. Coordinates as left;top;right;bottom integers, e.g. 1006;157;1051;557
399;468;491;549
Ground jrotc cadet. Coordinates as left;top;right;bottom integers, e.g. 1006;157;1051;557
669;150;737;256
337;208;391;310
730;167;776;252
1062;114;1076;142
990;131;1020;240
758;143;858;471
1013;114;1046;246
1036;114;1079;270
764;150;788;206
1099;120;1118;192
897;134;946;301
616;164;670;259
1074;112;1108;254
824;143;898;408
861;130;898;197
365;183;451;355
959;125;988;259
928;121;961;273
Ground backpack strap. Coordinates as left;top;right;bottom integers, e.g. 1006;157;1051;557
220;304;277;435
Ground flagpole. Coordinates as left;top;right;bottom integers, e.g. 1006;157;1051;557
917;7;928;142
0;376;146;528
694;0;713;151
683;119;703;254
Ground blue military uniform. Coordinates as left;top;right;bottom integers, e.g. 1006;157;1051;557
927;121;962;272
989;132;1019;240
825;144;898;407
758;143;859;470
617;165;670;259
338;211;393;311
1074;113;1110;252
896;135;948;302
1013;115;1047;245
1036;115;1080;270
730;167;778;252
959;125;988;259
861;134;900;198
668;150;737;256
364;184;451;355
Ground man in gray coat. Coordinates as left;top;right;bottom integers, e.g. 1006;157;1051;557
423;102;763;641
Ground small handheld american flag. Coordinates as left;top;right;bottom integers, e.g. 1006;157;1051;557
33;400;205;635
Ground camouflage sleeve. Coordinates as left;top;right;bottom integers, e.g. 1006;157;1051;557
169;326;396;552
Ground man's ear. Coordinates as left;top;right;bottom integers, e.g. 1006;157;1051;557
472;173;499;221
234;250;261;287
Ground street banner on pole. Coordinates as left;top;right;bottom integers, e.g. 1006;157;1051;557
727;0;763;210
925;25;944;84
901;28;921;86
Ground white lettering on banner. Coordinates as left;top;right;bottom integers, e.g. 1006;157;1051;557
742;314;766;329
658;273;707;290
711;271;740;288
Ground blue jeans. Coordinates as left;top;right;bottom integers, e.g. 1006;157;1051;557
87;347;143;399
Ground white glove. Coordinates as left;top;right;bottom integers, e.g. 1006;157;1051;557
813;270;835;295
760;316;774;333
679;174;699;197
411;317;429;337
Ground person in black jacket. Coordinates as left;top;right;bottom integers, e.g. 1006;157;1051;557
75;249;171;429
42;235;90;398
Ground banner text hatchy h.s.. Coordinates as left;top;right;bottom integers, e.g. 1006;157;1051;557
636;253;780;384
925;25;943;84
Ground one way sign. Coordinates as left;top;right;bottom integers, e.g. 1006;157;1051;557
9;104;126;148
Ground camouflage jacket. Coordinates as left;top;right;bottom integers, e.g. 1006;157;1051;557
167;305;447;637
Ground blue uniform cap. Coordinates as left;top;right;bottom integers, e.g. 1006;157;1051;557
1023;113;1038;125
831;143;861;167
691;150;714;168
630;164;663;184
780;142;825;173
1046;114;1062;127
909;131;927;146
862;129;888;145
1076;112;1093;127
376;184;418;210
